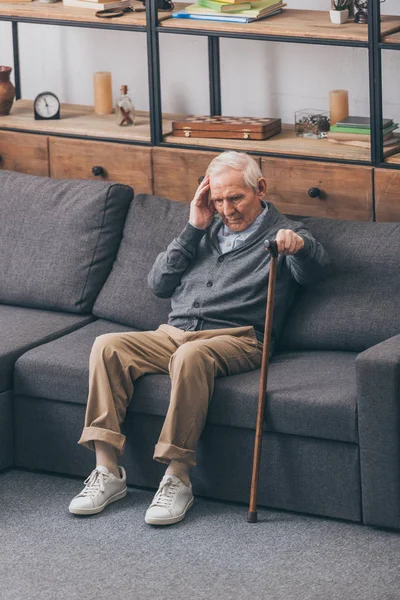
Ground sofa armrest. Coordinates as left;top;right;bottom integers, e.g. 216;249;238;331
356;333;400;529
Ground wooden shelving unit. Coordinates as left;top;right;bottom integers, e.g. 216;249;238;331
0;100;178;143
164;125;372;162
0;1;399;220
160;8;400;44
0;0;171;27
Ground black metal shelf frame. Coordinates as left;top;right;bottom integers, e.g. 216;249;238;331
0;0;397;169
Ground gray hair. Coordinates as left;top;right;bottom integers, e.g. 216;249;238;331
205;151;263;192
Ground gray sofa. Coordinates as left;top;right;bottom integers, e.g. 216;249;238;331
1;170;399;530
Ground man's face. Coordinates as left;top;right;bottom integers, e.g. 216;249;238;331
209;168;266;233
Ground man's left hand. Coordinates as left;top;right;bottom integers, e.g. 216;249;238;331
275;229;305;255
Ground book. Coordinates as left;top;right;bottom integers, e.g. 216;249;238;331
330;123;398;136
180;2;284;21
63;0;130;8
327;130;395;143
186;0;283;16
335;116;393;129
172;7;282;22
327;136;400;158
198;0;252;12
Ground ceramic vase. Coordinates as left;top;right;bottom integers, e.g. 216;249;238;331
330;9;349;24
0;66;15;116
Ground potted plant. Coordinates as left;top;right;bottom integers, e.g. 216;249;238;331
330;0;349;24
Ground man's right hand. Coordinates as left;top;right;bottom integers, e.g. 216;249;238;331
189;175;215;230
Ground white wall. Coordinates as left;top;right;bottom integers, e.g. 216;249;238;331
0;0;400;124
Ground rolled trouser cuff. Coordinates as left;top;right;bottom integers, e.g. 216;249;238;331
78;426;126;456
153;441;197;468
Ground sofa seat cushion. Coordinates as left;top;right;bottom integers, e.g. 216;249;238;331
0;305;94;393
14;320;357;443
0;171;133;313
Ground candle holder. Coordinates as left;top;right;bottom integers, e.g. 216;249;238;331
295;109;330;139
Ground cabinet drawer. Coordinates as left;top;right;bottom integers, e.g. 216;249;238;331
375;169;400;222
261;158;373;221
49;137;152;194
153;147;262;202
0;131;49;176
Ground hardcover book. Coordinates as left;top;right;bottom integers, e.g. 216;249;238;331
63;0;131;9
198;0;252;12
172;115;282;140
330;123;398;136
335;116;393;129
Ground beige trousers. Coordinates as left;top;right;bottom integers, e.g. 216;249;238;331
78;324;263;468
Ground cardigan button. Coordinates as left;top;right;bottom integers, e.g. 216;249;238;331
193;301;200;308
206;281;213;288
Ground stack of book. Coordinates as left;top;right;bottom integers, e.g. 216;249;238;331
63;0;131;10
327;116;400;157
172;0;285;24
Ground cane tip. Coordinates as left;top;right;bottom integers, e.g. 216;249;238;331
247;511;258;523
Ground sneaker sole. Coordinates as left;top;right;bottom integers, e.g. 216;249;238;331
69;487;127;516
145;496;194;526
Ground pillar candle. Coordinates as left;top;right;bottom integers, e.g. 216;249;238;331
93;71;113;115
329;90;349;126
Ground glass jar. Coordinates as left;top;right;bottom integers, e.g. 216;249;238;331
295;109;330;139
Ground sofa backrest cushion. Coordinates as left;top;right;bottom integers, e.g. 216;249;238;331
93;194;189;330
0;171;133;313
279;217;400;352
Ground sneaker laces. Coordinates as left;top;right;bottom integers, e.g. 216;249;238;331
78;468;108;498
150;477;180;509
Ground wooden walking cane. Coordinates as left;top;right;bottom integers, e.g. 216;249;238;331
247;238;279;523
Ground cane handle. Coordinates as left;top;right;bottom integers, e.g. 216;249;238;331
264;239;278;258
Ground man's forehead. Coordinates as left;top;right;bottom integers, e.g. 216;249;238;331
209;169;247;194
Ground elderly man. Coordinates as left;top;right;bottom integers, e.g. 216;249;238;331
69;151;330;525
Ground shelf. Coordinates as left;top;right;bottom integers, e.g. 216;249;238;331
0;100;179;143
381;30;400;47
385;153;400;165
164;124;371;163
159;8;400;45
0;0;172;29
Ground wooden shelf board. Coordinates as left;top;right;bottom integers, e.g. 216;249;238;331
382;30;400;45
385;153;400;165
0;100;178;141
160;8;400;43
0;0;172;26
164;124;371;162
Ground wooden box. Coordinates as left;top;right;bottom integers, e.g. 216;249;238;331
172;115;282;140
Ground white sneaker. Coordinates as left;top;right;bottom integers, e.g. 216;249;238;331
69;466;127;515
145;474;194;526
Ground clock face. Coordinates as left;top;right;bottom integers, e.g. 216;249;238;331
34;92;60;119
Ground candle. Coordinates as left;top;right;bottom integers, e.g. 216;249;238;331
93;71;113;115
329;90;349;126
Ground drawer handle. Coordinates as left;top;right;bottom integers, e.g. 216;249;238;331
308;187;321;199
92;166;104;177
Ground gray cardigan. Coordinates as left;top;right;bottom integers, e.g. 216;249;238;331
148;202;330;353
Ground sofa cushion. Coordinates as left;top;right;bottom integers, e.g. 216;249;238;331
0;305;93;393
0;171;133;313
14;320;358;443
93;194;189;330
279;218;400;352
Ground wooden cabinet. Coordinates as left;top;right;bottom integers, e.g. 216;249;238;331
153;147;262;202
153;147;220;202
374;169;400;222
261;158;373;221
49;137;153;194
0;131;49;176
